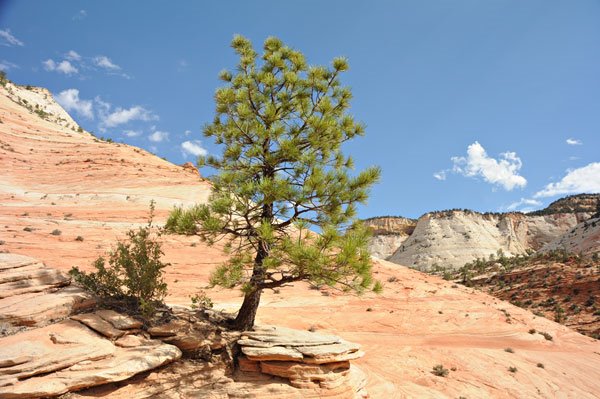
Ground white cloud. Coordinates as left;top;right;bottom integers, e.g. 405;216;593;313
123;130;142;137
0;60;18;71
149;130;169;142
505;198;542;212
433;170;447;181
55;89;94;119
43;59;78;75
181;140;208;157
73;10;87;21
0;29;24;47
566;138;582;146
534;163;600;198
94;56;120;70
101;106;157;128
184;130;192;136
65;50;81;61
451;141;527;191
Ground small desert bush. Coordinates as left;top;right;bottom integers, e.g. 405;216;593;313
70;202;168;318
508;366;518;373
432;364;449;377
190;290;213;310
75;235;84;242
539;331;553;341
50;229;62;236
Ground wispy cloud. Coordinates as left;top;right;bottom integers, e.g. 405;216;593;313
65;50;81;61
181;140;208;157
94;56;120;70
0;60;18;71
0;29;24;47
505;198;542;212
566;138;582;146
184;130;192;137
450;141;527;191
72;10;87;21
123;130;142;137
534;162;600;198
43;59;79;75
149;130;169;142
101;106;158;128
42;51;129;78
433;170;446;181
55;89;94;119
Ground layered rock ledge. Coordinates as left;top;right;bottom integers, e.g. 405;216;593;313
238;325;368;397
0;254;182;398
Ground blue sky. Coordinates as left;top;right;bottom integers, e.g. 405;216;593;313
1;1;599;219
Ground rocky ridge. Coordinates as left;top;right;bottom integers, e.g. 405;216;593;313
363;216;416;260
388;210;593;271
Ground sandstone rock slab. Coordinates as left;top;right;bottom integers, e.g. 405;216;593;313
71;313;126;339
0;318;181;398
0;287;94;327
96;309;143;330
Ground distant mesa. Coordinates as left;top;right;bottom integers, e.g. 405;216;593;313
365;193;600;270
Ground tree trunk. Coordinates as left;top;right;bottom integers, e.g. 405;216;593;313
232;232;270;330
232;287;262;330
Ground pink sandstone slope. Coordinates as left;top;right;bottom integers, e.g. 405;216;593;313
1;84;599;398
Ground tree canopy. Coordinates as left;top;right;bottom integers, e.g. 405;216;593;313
167;35;381;330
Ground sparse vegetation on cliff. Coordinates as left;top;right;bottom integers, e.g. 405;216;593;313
439;249;600;339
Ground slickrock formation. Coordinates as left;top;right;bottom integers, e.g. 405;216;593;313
0;253;94;331
363;216;416;260
0;254;182;398
542;216;600;256
388;210;592;270
2;82;79;129
0;319;181;398
237;325;367;397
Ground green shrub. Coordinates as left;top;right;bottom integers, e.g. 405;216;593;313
70;209;168;317
190;290;213;310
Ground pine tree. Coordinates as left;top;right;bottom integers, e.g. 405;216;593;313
167;35;381;330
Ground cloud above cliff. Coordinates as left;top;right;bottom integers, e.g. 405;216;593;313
450;141;527;191
55;89;94;119
181;140;207;157
534;163;600;198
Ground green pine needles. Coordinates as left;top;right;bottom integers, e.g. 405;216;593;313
166;35;381;330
